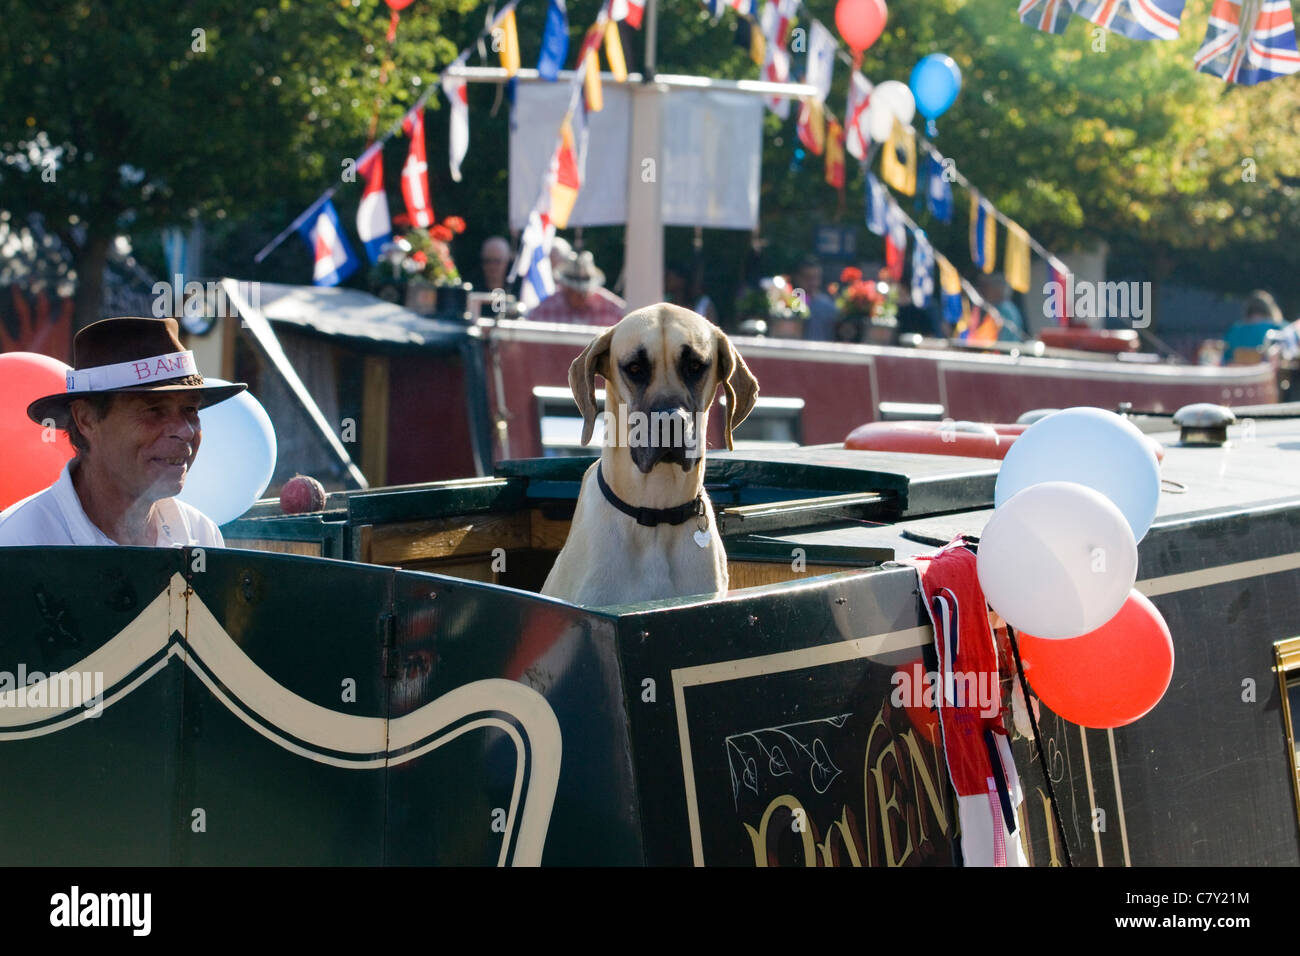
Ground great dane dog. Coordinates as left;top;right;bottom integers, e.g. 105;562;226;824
541;303;759;607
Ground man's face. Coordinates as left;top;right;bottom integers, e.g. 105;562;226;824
481;245;509;290
77;391;202;502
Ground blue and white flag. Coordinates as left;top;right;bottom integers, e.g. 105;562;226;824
298;199;360;286
805;20;837;102
926;152;953;223
511;210;556;308
911;229;935;307
538;0;570;81
865;171;889;236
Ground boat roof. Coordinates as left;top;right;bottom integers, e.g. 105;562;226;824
727;414;1300;560
254;282;469;351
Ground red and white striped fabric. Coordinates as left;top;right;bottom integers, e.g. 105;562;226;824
610;0;645;28
912;538;1028;868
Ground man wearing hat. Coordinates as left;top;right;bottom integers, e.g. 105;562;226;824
528;250;625;326
0;316;247;548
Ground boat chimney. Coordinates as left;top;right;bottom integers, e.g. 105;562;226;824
1172;403;1236;446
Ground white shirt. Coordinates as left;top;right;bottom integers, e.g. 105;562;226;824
0;461;225;548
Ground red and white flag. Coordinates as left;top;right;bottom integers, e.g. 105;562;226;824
610;0;645;28
442;72;469;183
356;149;392;263
401;107;434;228
845;71;873;160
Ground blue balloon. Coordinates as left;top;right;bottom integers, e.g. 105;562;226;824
176;381;277;526
994;407;1161;542
910;54;962;121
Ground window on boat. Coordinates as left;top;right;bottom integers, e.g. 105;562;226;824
719;395;804;449
1275;636;1300;832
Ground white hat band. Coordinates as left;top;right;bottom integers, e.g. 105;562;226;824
65;351;198;393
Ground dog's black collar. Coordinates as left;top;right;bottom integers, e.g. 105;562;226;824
596;464;704;528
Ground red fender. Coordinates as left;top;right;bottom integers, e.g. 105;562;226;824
844;420;1165;463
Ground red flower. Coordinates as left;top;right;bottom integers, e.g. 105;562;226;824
443;216;466;235
431;225;453;242
412;251;428;265
840;266;863;284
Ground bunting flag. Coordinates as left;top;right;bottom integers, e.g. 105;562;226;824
926;152;953;222
881;118;917;195
825;117;845;189
1046;256;1074;326
970;193;996;274
1195;0;1300;83
1004;221;1031;293
865;171;888;236
610;0;645;28
796;98;826;155
1070;0;1186;40
356;150;392;263
548;113;582;229
1018;0;1078;33
845;72;873;160
749;17;768;63
763;46;792;118
760;0;795;46
605;19;628;80
805;20;837;102
400;107;435;228
497;8;521;77
538;0;570;81
512;210;556;308
297;200;361;287
884;201;907;280
912;229;935;308
937;254;964;326
581;25;605;111
442;71;469;182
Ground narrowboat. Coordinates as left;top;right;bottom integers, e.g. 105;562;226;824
1;401;1297;866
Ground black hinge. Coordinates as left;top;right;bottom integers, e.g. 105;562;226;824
380;612;397;679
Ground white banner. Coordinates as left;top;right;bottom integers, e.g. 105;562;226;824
509;84;630;230
509;84;763;231
660;90;762;230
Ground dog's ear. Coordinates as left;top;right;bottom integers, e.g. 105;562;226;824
569;326;617;446
715;330;759;451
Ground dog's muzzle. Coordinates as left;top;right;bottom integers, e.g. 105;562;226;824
629;404;701;474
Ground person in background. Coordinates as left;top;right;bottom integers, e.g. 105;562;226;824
978;274;1026;342
549;236;574;275
1223;290;1286;364
797;256;840;342
480;236;513;293
528;250;625;326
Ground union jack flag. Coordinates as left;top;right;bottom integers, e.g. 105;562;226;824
1195;0;1300;84
1071;0;1186;40
1018;0;1077;33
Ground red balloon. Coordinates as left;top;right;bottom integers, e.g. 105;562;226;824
0;352;75;510
835;0;888;53
385;0;417;10
1019;591;1174;729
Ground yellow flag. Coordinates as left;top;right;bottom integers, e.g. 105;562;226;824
750;23;766;66
881;118;917;196
1004;221;1031;293
498;9;520;77
604;19;627;81
584;44;603;111
937;254;962;296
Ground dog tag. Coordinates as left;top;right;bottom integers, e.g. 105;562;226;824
693;529;710;548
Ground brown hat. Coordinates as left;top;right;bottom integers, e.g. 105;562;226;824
27;316;247;428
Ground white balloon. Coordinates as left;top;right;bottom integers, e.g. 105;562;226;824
868;81;916;142
977;481;1138;640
